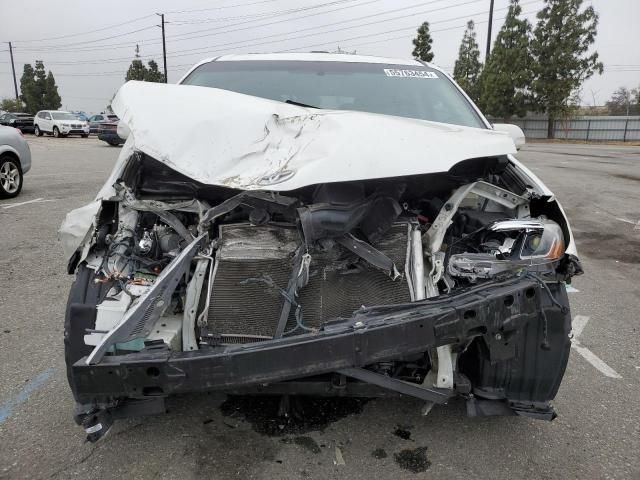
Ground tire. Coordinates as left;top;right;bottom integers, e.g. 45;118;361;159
0;155;23;199
34;125;42;137
108;142;120;147
81;134;89;138
53;126;60;138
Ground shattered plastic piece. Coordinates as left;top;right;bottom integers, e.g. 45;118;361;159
565;284;580;293
334;447;346;466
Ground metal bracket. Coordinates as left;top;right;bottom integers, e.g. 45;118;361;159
435;345;455;389
424;180;529;257
86;234;207;365
336;233;400;280
274;249;311;338
182;256;211;351
338;367;452;404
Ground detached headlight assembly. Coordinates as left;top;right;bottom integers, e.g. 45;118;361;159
448;218;566;280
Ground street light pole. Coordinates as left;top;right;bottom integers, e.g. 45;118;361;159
156;13;168;83
8;42;19;99
485;0;495;63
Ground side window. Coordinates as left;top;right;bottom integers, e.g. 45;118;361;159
45;113;52;120
0;114;6;121
96;115;103;121
37;112;44;119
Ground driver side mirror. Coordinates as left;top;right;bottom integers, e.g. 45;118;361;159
493;123;525;150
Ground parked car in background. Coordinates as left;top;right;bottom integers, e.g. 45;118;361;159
70;111;90;122
88;113;119;134
0;112;35;133
0;125;31;198
34;110;90;138
97;121;125;146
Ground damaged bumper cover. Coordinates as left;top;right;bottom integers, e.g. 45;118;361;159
71;276;570;415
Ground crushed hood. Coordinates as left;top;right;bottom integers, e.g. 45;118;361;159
112;81;516;191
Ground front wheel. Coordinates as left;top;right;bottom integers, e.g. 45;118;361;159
53;126;60;138
34;125;42;137
0;155;23;199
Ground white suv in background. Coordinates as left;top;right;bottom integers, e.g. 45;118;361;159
34;110;90;138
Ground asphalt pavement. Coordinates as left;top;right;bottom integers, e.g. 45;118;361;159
0;136;638;479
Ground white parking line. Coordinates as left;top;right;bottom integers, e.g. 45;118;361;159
2;198;55;209
571;315;622;379
571;315;590;338
614;217;637;226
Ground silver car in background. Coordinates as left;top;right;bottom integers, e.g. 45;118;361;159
0;125;31;198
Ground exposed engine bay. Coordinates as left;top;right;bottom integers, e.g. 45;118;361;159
64;153;581;441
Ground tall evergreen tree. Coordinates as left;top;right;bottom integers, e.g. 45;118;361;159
33;61;47;108
125;59;165;82
19;61;60;113
145;60;165;83
530;0;603;137
126;59;148;81
453;21;483;103
43;71;62;110
412;22;434;62
479;0;532;119
19;64;37;113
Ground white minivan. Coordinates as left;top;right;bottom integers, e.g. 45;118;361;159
34;110;90;138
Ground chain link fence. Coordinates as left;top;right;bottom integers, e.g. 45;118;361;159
489;115;640;141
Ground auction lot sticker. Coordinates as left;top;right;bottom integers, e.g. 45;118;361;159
383;69;438;78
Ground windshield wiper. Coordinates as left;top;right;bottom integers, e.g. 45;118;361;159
285;99;320;109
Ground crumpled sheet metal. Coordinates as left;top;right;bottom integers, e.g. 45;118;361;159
111;81;517;192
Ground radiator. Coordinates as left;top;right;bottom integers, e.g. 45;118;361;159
207;223;412;340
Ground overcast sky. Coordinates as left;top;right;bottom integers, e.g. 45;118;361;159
1;0;638;113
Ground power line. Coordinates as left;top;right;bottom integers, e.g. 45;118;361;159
13;25;158;51
13;0;479;65
165;0;284;15
5;0;401;64
279;0;541;54
14;0;366;52
168;0;365;24
339;6;542;52
11;1;359;53
160;0;378;43
9;14;155;44
159;0;484;61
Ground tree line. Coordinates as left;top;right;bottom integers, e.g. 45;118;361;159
0;61;63;114
411;0;623;138
1;44;165;114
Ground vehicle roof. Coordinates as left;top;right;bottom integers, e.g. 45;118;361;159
203;52;435;67
38;110;72;113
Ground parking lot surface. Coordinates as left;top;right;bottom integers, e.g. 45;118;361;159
0;136;639;479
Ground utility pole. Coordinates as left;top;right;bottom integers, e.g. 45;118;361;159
485;0;495;63
157;13;167;83
8;42;19;99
